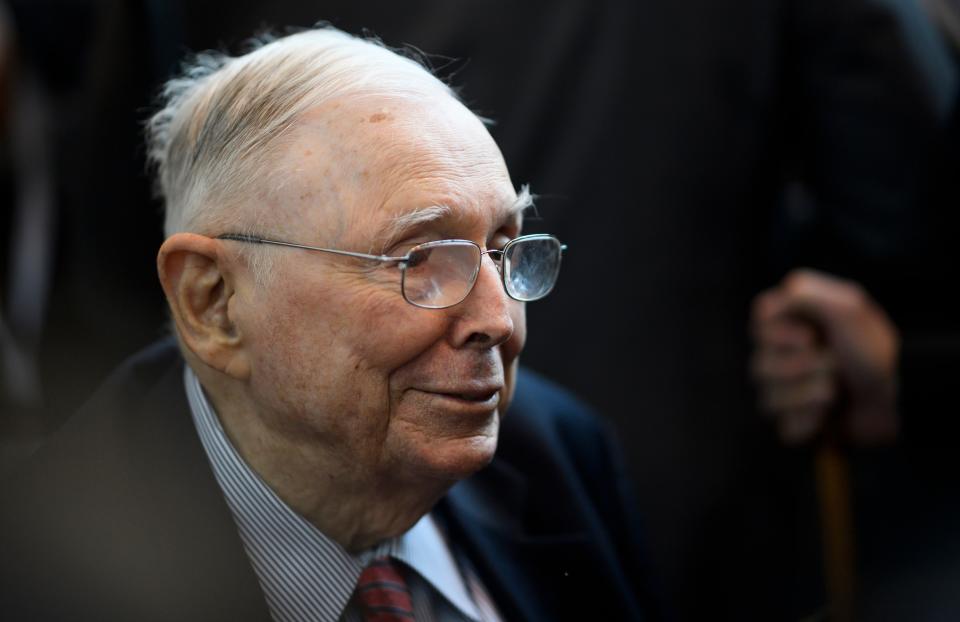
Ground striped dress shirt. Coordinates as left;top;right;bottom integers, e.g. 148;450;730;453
184;367;502;622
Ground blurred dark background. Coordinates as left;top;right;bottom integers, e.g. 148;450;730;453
2;0;960;619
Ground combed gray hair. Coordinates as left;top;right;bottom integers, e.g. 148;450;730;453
145;26;458;246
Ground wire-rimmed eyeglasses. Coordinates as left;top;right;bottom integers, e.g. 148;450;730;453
216;233;567;309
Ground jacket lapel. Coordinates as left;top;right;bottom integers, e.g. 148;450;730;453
437;459;606;622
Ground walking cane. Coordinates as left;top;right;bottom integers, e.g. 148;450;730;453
815;430;855;622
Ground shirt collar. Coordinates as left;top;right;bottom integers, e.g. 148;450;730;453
396;514;483;621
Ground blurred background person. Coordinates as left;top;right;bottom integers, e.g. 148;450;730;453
2;0;959;618
0;0;58;469
752;263;960;620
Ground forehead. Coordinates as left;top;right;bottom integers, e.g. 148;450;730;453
276;92;519;246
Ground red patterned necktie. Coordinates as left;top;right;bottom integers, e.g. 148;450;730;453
354;557;415;621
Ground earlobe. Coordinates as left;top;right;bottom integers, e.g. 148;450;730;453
157;233;250;380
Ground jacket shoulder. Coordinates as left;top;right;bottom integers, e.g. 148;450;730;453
0;338;265;621
1;337;184;491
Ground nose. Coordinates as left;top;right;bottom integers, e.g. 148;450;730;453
447;254;515;349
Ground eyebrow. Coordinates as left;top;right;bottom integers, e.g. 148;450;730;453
378;184;536;252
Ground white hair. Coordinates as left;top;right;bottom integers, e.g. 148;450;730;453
145;26;459;247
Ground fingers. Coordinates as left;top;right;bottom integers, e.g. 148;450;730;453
754;270;847;327
751;313;820;352
749;268;900;446
751;318;837;444
755;365;836;414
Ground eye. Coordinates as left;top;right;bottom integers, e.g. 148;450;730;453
405;247;432;268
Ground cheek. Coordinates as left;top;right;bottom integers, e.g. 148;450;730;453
250;278;449;397
340;288;452;374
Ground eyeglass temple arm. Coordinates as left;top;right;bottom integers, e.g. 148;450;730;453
218;233;566;262
216;233;407;264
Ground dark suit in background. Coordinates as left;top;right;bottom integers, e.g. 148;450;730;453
0;340;656;621
3;0;957;618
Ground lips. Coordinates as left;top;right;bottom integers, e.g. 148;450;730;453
440;387;500;402
414;383;503;406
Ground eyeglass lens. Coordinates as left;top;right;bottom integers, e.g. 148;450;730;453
401;236;562;309
504;236;562;301
402;243;482;308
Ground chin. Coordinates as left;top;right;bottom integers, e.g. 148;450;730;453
402;432;499;483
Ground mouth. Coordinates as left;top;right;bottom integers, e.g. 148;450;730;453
440;388;500;402
415;385;502;409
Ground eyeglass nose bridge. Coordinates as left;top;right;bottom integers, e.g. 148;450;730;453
480;248;505;274
454;247;510;311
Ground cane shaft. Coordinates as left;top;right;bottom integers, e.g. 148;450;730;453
815;442;855;622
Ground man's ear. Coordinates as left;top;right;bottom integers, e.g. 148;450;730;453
158;233;250;380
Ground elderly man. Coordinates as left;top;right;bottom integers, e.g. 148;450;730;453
0;27;651;621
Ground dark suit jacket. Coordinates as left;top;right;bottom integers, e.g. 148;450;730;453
0;339;656;621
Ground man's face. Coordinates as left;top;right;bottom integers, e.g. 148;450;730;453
231;92;527;487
